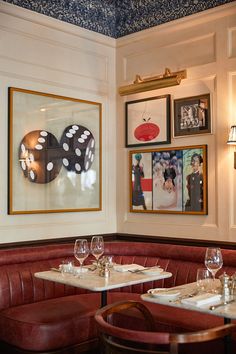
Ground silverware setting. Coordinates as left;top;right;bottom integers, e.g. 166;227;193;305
87;265;97;271
128;266;160;274
171;290;199;303
51;268;61;272
148;287;183;295
209;299;235;310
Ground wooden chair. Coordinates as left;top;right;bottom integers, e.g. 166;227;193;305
94;300;236;354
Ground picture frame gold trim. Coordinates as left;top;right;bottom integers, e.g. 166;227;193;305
8;87;102;214
129;145;207;215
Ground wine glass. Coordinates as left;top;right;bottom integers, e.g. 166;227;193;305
90;236;104;267
74;239;89;277
204;247;223;291
196;268;211;294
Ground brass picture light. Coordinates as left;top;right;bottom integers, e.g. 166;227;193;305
119;68;187;96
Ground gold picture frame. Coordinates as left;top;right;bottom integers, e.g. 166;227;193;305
130;145;207;215
8;87;102;214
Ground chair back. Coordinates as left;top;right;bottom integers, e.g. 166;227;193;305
95;300;236;354
95;300;170;354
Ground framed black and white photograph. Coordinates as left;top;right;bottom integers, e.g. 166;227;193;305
174;94;211;137
8;87;102;214
125;94;171;147
130;145;207;215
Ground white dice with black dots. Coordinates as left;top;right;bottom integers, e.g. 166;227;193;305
60;124;95;174
18;125;96;184
19;130;62;184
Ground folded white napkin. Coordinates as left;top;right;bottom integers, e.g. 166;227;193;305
181;293;221;307
113;264;144;272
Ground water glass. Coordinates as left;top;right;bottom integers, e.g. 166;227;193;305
196;268;211;293
60;260;74;276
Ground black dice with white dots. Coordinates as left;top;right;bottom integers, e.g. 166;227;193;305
60;124;95;174
18;125;95;184
19;130;62;184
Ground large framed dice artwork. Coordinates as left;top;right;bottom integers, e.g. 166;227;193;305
8;87;101;214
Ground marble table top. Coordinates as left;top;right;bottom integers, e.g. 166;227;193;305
34;268;172;292
141;282;236;320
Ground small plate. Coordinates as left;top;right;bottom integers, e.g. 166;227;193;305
147;288;180;300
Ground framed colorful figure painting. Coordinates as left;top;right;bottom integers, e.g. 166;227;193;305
130;145;207;215
125;94;171;147
8;87;102;214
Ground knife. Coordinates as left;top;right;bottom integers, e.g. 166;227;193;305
209;299;235;310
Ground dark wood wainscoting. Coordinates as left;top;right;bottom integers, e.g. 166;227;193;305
0;233;235;250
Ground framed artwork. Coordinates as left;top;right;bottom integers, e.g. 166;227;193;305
130;145;207;215
125;94;171;147
8;87;102;214
174;94;211;137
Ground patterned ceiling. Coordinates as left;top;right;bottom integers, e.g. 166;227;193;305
2;0;235;38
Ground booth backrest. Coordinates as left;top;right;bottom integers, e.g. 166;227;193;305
104;242;236;295
0;243;79;310
0;241;235;311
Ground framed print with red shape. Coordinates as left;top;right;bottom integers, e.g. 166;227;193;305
125;95;171;147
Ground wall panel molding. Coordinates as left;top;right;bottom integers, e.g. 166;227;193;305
123;33;216;82
0;2;117;243
0;28;109;83
228;27;236;58
116;3;236;242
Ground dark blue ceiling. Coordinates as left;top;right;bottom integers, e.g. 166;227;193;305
2;0;236;38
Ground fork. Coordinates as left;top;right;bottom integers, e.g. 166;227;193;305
171;290;199;303
128;266;159;274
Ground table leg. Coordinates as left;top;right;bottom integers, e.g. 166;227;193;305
101;290;107;307
224;317;231;354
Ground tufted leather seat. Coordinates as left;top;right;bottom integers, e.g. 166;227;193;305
0;293;100;351
0;241;236;353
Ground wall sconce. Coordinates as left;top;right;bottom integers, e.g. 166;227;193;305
227;125;236;168
118;68;187;96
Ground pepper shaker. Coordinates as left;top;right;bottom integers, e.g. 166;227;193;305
231;273;236;297
219;272;231;300
104;263;110;278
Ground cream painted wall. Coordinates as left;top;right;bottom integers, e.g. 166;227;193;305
116;2;236;242
0;1;117;243
1;1;236;244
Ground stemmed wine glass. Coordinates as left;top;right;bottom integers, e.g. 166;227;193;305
196;268;211;294
204;247;223;291
74;239;89;277
90;236;104;267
